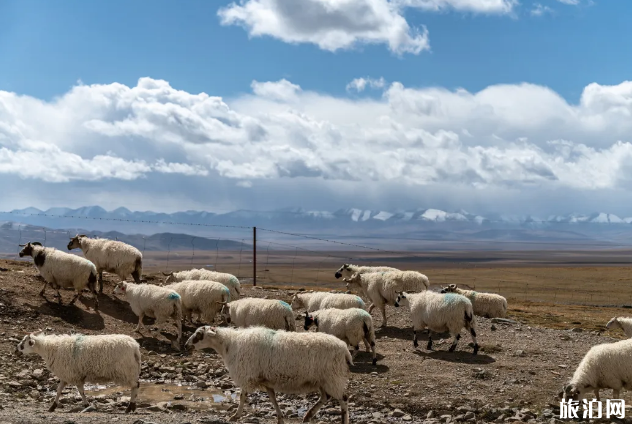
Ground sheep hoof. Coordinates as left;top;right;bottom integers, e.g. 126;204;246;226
448;345;456;353
473;345;479;355
48;401;58;412
125;402;136;413
372;358;377;366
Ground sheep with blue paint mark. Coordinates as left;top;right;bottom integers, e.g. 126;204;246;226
15;330;141;413
304;307;378;365
162;268;240;299
342;272;405;327
166;280;230;324
291;292;366;313
185;326;352;424
440;284;507;318
395;290;479;354
220;298;296;331
113;282;183;347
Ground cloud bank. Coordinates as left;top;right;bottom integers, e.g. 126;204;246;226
2;76;632;212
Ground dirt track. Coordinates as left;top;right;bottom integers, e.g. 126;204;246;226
0;259;629;423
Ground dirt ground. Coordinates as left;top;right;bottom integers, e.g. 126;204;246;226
0;258;631;424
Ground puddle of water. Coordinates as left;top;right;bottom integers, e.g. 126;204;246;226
86;383;237;411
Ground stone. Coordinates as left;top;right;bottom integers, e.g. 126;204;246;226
392;408;405;417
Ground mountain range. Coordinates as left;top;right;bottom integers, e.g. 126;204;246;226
3;206;632;250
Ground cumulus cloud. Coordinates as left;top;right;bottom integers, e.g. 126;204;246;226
218;0;430;55
557;0;579;5
346;77;386;92
3;77;632;206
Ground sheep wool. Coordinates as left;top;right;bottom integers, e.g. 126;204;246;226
18;242;98;310
305;307;378;365
67;235;143;292
221;298;296;331
334;263;399;280
291;292;365;313
563;338;632;401
606;317;632;338
163;268;240;299
441;284;507;318
114;282;183;346
343;272;405;327
186;326;352;424
166;280;231;324
15;331;141;413
396;290;479;355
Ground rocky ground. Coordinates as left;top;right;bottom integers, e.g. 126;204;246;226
0;259;628;423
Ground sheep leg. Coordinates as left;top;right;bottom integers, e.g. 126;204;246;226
49;381;67;412
135;313;146;333
339;393;350;424
126;381;139;413
98;271;104;293
77;382;89;407
613;389;620;399
379;304;387;328
368;303;375;314
469;326;479;355
230;390;248;421
69;289;81;305
352;344;360;359
448;333;461;352
39;280;48;298
265;388;285;424
427;331;433;351
593;389;600;401
363;337;371;352
303;388;328;422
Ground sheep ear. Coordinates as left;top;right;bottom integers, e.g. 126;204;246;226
18;244;26;247
78;234;87;238
31;242;42;246
449;284;456;289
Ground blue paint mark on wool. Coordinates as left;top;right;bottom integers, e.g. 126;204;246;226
355;296;365;306
279;300;291;310
168;292;180;300
223;286;230;302
443;293;461;305
72;335;85;358
230;276;238;284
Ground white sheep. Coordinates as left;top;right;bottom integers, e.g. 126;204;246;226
185;326;352;424
561;338;632;401
342;272;405;327
396;290;479;355
220;298;296;331
440;284;507;318
398;270;430;292
304;307;377;365
334;263;399;280
606;317;632;338
113;282;183;347
166;280;231;324
290;291;366;313
19;242;99;310
163;268;240;299
15;330;141;413
67;234;143;293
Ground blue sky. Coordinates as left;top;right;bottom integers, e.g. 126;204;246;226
0;0;623;103
1;0;632;216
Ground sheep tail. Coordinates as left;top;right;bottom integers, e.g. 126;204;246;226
363;319;375;344
132;257;143;284
464;309;473;329
88;272;98;293
284;314;294;332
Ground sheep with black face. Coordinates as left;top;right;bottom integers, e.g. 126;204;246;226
19;241;98;310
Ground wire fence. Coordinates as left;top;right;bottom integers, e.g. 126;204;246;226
1;215;632;307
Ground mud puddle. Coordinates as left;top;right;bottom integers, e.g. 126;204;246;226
86;383;238;411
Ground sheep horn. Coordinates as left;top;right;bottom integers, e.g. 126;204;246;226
18;244;26;247
215;301;227;305
161;272;172;276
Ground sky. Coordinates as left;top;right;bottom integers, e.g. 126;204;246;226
1;0;632;216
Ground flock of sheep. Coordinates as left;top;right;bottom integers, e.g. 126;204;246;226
11;235;632;422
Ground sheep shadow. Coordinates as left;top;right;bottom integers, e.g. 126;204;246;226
95;294;140;325
350;353;389;374
134;333;182;353
413;349;496;364
31;298;105;330
375;325;414;341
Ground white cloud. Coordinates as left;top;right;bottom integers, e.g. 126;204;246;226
218;0;430;55
557;0;579;5
393;0;517;14
346;77;386;92
4;77;632;205
530;3;553;15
